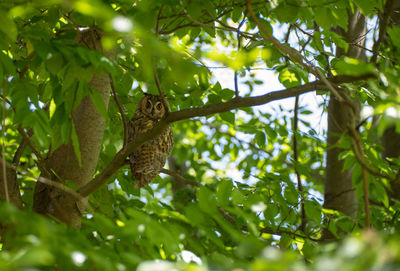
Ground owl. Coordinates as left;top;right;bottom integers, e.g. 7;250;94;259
128;94;174;188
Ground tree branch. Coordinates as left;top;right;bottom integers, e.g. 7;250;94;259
293;95;306;232
160;168;200;186
218;207;319;242
17;126;47;172
12;128;33;165
77;75;374;197
246;0;348;105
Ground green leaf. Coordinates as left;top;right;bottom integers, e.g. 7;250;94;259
353;0;379;16
71;122;82;167
388;26;400;48
231;7;242;22
0;10;17;41
116;73;133;95
220;111;235;124
334;57;375;76
220;88;235;100
13;247;55;266
46;53;64;75
274;3;298;23
0;52;15;75
89;88;108;119
197;186;217;214
278;68;300;88
184;203;206;225
216;180;233;207
304;199;322;224
302;241;317;259
370;180;389;208
314;8;333;30
232;189;245;205
255;131;266;148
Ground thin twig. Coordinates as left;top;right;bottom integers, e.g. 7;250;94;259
371;0;395;63
218;207;320;241
215;19;259;41
17;126;45;163
156;4;164;34
348;125;395;182
152;62;164;98
293;95;306;232
0;94;11;105
12;128;33;165
233;18;246;98
1;87;9;202
160;8;234;35
109;74;128;147
160;168;200;186
246;0;348;106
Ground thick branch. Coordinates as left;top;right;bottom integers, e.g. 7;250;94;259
78;75;373;197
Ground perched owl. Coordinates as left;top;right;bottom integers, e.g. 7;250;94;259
128;94;174;188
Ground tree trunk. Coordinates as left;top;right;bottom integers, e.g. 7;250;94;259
323;9;366;238
33;29;112;228
0;160;23;209
381;1;400;200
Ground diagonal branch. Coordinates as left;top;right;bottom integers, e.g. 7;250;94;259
160;168;200;186
246;0;349;106
348;125;371;228
77;74;374;197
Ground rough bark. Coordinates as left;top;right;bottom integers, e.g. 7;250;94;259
323;9;367;238
0;160;23;209
33;29;112;228
0;158;23;249
381;0;400;200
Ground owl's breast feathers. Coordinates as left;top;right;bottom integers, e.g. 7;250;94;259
128;115;173;187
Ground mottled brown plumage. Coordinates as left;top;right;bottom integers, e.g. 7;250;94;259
128;94;174;188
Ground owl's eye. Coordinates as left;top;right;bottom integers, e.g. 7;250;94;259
145;101;152;109
155;102;162;111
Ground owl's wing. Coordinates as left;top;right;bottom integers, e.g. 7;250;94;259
127;116;140;141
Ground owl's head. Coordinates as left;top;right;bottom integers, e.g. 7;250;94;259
137;94;168;119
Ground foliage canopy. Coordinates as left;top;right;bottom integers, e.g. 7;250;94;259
1;0;400;270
